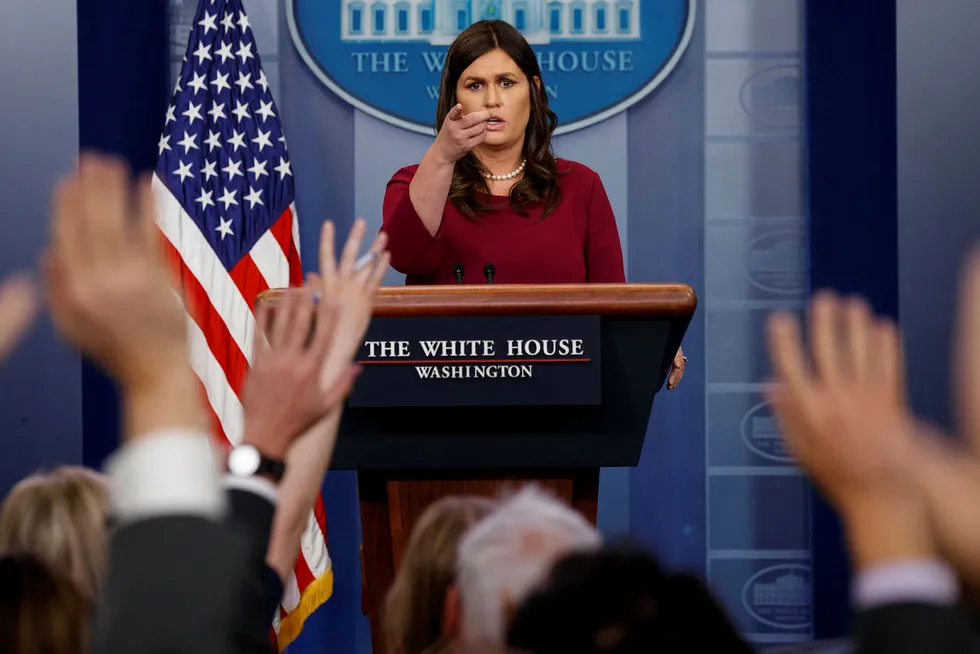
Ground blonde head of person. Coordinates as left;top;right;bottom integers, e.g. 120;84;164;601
0;466;110;599
383;495;497;654
0;553;92;654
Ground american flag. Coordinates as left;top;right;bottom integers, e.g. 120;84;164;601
154;0;332;648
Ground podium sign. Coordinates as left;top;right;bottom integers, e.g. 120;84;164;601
348;315;602;408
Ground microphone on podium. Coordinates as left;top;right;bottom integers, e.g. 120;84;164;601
483;263;495;284
453;263;465;284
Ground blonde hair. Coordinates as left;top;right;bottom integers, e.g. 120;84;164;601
383;495;497;654
0;466;110;599
0;553;92;654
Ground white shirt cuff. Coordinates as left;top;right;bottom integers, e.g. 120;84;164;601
221;474;279;505
853;559;959;609
106;428;226;524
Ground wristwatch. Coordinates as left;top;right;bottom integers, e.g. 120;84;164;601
227;444;286;483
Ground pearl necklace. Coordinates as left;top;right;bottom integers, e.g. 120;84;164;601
483;159;526;181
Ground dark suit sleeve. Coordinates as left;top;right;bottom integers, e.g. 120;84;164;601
92;516;251;654
856;602;975;654
225;488;283;654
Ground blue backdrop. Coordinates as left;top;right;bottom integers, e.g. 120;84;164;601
275;0;809;650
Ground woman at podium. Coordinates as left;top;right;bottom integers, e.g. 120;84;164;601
382;19;624;287
381;19;686;388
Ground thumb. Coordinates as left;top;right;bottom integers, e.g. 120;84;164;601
447;103;463;120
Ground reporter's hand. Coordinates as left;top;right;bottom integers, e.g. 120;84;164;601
0;275;38;363
434;103;490;163
312;218;389;397
910;250;980;585
242;287;359;459
262;220;389;580
45;155;187;392
766;293;934;566
44;153;202;439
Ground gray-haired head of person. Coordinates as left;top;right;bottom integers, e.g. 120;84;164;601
451;485;600;653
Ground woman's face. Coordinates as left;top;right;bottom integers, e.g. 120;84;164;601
455;48;535;151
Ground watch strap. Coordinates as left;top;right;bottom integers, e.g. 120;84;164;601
254;455;285;483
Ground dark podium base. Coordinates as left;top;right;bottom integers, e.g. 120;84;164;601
357;468;600;654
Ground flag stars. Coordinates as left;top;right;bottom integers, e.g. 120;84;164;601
174;160;194;183
253;128;273;152
222;158;244;180
182;101;203;125
275;157;292;179
217;187;239;210
204;130;222;151
208;101;226;123
232;100;251;122
195;188;215;210
178;131;199;154
215;41;234;64
227;129;247;151
244;187;264;209
188;71;208;94
248;159;268;180
158;7;298;360
236;41;254;64
211;71;231;94
235;72;253;94
193;40;212;64
201;159;219;181
216;217;234;239
256;100;275;122
198;11;218;34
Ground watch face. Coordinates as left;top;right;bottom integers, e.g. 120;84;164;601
228;445;261;476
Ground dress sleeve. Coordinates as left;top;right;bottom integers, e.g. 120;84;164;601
381;166;444;276
584;170;627;283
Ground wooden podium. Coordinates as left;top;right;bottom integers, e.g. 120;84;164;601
264;283;695;654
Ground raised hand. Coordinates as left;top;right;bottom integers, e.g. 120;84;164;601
0;275;38;364
910;250;980;586
242;287;359;459
313;218;390;394
434;103;491;163
764;293;937;568
262;219;389;580
765;293;916;511
44;154;187;391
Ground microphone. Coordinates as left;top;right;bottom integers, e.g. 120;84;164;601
483;263;495;284
453;263;465;284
